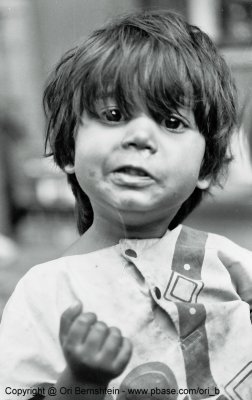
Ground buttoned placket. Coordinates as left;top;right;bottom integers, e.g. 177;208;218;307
119;239;180;333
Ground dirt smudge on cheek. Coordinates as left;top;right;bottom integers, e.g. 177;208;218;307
88;169;96;178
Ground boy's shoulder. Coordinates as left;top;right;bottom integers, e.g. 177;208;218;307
180;224;252;268
180;224;249;251
18;244;122;287
172;225;252;301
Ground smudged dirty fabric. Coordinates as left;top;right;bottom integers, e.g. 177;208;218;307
0;225;252;400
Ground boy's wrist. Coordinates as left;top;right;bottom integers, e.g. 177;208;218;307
58;366;110;388
48;367;109;400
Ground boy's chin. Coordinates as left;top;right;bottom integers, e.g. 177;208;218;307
110;197;157;213
91;190;181;223
108;201;176;226
108;193;177;214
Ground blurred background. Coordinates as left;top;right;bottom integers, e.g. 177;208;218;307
0;0;252;316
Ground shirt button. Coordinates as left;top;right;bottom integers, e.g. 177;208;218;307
184;263;191;271
125;249;137;258
154;286;161;300
189;307;196;315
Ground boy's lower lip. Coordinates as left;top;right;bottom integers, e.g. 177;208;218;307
110;171;154;187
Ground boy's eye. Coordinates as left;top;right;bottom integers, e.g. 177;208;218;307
161;115;187;132
100;108;125;124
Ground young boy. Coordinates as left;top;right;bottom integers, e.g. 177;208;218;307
1;10;252;400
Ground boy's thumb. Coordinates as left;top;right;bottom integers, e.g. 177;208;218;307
70;300;83;312
60;300;83;342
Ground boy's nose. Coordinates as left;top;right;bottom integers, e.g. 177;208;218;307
121;115;158;154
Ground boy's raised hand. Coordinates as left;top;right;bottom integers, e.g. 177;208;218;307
59;302;132;386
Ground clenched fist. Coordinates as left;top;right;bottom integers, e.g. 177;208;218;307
59;302;132;386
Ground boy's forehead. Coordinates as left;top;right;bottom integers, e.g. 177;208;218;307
92;78;193;105
83;42;198;117
97;89;115;100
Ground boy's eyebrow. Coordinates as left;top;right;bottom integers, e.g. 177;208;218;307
96;90;115;100
94;96;117;110
176;107;196;124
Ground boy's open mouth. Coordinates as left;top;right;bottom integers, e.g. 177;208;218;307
113;166;151;177
110;166;154;187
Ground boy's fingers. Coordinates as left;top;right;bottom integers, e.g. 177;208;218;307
82;321;109;353
100;327;123;360
66;312;97;346
60;301;83;345
112;338;132;374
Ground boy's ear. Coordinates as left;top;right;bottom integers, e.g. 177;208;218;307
64;164;75;174
196;176;211;190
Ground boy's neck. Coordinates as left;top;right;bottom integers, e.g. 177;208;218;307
64;214;172;256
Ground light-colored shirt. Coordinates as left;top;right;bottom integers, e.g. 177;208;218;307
0;225;252;400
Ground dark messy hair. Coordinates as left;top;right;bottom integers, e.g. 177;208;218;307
44;10;237;234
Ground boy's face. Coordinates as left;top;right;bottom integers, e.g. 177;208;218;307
67;99;209;227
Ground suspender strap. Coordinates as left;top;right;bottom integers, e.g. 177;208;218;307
171;226;207;279
170;226;228;400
